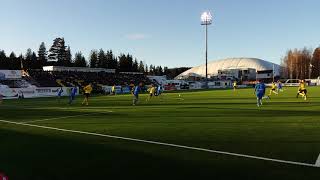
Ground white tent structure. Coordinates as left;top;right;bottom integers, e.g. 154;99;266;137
176;58;281;79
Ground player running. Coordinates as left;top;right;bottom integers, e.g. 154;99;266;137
233;81;237;91
82;83;93;106
69;86;77;104
255;80;267;107
155;85;163;96
57;87;63;102
277;80;283;93
269;82;278;95
132;82;143;105
296;80;307;100
146;84;156;102
111;84;116;95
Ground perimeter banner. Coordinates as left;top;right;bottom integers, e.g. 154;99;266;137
0;70;22;80
0;86;78;99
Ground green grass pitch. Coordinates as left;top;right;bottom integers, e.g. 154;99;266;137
1;87;320;179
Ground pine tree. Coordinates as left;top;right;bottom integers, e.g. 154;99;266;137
24;48;33;69
164;66;169;76
65;46;72;67
145;64;149;74
118;54;127;72
155;66;162;75
154;66;159;75
9;52;16;59
138;61;145;73
9;52;19;69
149;65;154;75
89;50;98;68
31;52;38;69
132;59;138;72
0;50;6;69
48;38;67;65
113;57;119;71
81;56;87;67
97;49;107;68
0;50;6;60
106;50;114;69
126;54;133;72
57;39;67;66
25;48;32;61
110;52;118;70
38;42;47;67
73;52;87;67
158;66;163;75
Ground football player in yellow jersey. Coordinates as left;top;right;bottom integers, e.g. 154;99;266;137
82;83;93;106
233;81;237;91
111;84;116;95
296;80;307;100
146;84;156;101
269;82;278;95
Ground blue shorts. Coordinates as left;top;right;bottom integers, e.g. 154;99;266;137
256;93;264;99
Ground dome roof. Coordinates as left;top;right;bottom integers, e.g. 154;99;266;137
176;58;281;79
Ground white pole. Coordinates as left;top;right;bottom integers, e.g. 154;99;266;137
272;64;275;82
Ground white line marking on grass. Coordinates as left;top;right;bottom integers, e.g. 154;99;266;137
315;154;320;167
0;119;318;168
24;112;113;123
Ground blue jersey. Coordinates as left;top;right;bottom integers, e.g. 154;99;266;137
58;88;63;96
255;83;266;95
157;86;162;94
278;83;282;89
133;86;141;96
70;87;77;96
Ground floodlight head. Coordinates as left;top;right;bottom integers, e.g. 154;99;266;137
201;11;213;25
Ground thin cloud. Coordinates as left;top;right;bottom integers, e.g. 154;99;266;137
125;33;150;40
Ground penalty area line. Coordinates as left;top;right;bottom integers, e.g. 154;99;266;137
0;119;318;168
315;154;320;167
23;111;113;123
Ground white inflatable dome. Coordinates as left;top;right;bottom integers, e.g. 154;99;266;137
176;58;281;79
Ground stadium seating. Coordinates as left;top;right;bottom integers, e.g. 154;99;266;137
25;70;152;93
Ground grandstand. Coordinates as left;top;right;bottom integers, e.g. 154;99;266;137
0;68;153;98
27;66;152;88
27;70;152;89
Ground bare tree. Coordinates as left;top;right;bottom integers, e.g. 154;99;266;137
282;47;313;79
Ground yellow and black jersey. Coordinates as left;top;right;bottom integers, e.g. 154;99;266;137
299;82;306;90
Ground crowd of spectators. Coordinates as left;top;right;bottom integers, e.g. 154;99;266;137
24;71;60;87
0;79;31;88
25;70;153;93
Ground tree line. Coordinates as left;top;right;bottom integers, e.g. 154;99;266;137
0;37;187;78
281;47;320;79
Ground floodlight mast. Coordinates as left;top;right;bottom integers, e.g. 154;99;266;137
201;11;212;89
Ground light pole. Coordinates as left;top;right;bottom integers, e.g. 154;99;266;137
201;11;212;88
309;63;313;79
272;64;275;82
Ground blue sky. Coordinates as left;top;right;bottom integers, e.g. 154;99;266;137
0;0;319;68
